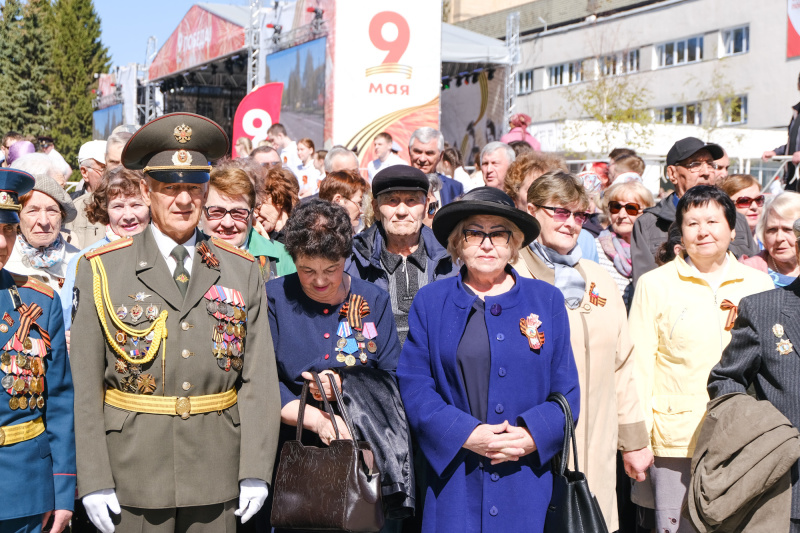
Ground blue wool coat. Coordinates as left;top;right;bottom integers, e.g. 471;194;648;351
397;270;580;533
0;269;75;522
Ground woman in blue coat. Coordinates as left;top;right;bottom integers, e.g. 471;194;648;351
397;187;580;532
0;169;75;533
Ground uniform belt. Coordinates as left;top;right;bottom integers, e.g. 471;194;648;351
0;416;45;446
104;388;237;420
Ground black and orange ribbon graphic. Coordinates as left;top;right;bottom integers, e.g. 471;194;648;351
720;299;738;331
197;242;219;268
588;282;607;307
16;303;49;348
340;294;370;331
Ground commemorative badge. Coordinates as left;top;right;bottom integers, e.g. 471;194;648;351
520;313;545;350
773;324;785;338
588;282;607;307
777;338;794;356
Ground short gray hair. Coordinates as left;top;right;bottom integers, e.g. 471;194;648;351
481;142;515;166
106;132;133;159
409;127;444;152
426;173;442;194
324;145;359;174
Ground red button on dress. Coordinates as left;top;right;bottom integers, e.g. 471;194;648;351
323;309;329;314
324;354;330;360
324;333;330;339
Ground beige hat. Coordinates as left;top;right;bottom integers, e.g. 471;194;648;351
30;174;77;223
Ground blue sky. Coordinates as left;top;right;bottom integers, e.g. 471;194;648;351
94;0;247;68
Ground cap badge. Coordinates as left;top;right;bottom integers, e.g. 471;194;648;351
174;124;192;144
172;150;192;166
0;191;19;211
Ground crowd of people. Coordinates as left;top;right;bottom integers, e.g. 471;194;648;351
2;107;800;533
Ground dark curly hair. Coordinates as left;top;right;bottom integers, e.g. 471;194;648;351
283;199;353;262
86;167;145;225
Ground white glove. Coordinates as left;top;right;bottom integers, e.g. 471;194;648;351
82;489;121;533
234;478;269;524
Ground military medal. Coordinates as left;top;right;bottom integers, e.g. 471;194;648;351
36;396;44;409
130;305;144;321
774;324;785;338
22;337;31;351
114;359;128;373
359;353;368;364
230;356;243;371
336;353;346;363
1;352;9;366
367;340;377;353
344;355;356;366
355;331;365;342
136;374;157;394
18;396;27;409
777;338;794;355
336;337;347;350
115;330;127;344
520;313;545;350
9;396;18;410
145;305;158;321
1;375;13;389
116;305;128;319
588;283;607;307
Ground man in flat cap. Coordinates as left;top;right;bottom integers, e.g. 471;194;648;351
631;136;759;284
70;113;280;533
346;165;454;346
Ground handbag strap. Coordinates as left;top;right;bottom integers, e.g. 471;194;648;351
547;392;579;474
325;372;359;441
295;371;344;441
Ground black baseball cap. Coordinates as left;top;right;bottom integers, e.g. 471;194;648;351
372;165;430;197
666;137;724;166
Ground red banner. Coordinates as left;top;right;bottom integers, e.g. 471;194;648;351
232;83;284;158
789;0;800;58
148;5;246;80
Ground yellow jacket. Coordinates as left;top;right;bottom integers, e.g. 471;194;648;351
629;253;773;458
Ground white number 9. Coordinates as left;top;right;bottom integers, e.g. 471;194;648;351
242;108;273;141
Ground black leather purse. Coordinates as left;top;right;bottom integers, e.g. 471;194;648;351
271;371;384;532
544;392;609;533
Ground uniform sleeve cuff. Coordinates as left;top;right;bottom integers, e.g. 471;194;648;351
618;421;650;451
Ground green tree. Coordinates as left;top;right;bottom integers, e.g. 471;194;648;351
49;0;110;169
0;0;55;137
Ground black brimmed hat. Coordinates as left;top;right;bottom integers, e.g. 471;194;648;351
372;165;430;197
666;137;724;166
432;187;540;247
122;112;229;184
0;169;35;225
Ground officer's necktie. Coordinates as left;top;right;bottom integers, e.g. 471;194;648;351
170;245;190;298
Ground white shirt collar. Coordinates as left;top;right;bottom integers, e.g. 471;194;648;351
150;224;197;275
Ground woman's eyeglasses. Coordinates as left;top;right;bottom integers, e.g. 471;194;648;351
608;201;642;216
733;195;765;209
203;206;253;222
463;229;512;246
535;205;590;225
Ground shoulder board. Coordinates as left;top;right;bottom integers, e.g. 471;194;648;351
85;237;134;259
211;237;255;262
11;274;54;299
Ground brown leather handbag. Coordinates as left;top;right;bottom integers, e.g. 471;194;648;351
271;371;384;532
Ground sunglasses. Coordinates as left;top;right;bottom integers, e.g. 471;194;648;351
203;206;253;222
427;201;439;216
734;195;765;209
608;201;641;216
535;205;590;225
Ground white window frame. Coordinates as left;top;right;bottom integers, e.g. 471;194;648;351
600;49;640;77
516;69;534;95
723;95;747;125
654;102;702;125
546;60;584;88
720;25;749;57
655;35;704;68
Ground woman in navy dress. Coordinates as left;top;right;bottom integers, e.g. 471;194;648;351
397;187;580;532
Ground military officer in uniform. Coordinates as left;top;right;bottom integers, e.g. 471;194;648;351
0;169;75;533
70;113;281;533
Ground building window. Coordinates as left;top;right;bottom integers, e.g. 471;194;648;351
721;26;749;56
655;103;702;125
723;95;747;125
547;61;583;87
656;36;703;67
600;50;640;76
516;69;534;95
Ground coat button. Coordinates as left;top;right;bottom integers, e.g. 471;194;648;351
181;321;192;331
324;333;330;339
489;506;498;516
495;404;504;414
181;349;192;359
496;333;504;341
323;308;329;314
491;472;499;481
490;304;502;316
498;368;506;377
182;382;191;391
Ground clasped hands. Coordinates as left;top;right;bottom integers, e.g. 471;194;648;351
464;421;537;465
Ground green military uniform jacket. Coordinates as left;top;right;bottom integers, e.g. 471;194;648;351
70;226;280;509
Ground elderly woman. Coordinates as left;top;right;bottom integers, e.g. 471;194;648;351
5;169;79;291
200;164;295;281
596;180;655;309
629;185;773;533
719;174;763;239
254;167;299;244
318;169;369;233
397;187;579;532
60;167;150;331
739;192;800;287
0;168;75;533
510;171;652;532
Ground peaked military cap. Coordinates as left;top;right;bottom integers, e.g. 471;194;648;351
0;168;35;224
122;113;229;184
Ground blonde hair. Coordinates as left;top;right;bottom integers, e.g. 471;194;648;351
526;170;590;212
600;181;655;224
756;191;800;243
445;215;524;266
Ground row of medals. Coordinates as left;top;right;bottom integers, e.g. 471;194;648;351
206;299;247;372
335;328;377;366
113;329;157;394
1;347;46;411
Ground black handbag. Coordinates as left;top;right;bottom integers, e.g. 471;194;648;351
543;392;609;533
271;371;384;532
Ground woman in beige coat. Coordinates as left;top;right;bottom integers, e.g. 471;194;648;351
512;170;652;532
